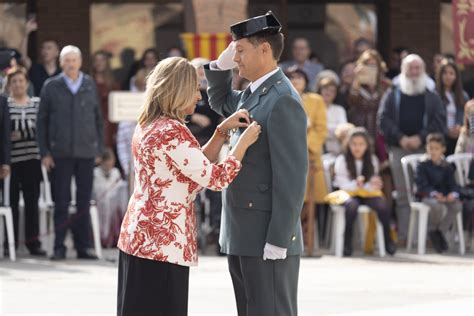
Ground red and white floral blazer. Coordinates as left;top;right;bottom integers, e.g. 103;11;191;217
117;118;241;266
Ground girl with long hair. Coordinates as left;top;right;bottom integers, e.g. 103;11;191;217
333;127;396;256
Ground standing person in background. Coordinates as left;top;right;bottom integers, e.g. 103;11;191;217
378;54;447;245
347;49;390;158
431;53;445;80
0;82;12;255
116;68;147;181
280;37;323;91
336;60;355;109
3;67;45;256
0;95;10;180
317;77;347;156
188;58;223;251
287;68;327;254
37;45;104;260
187;58;221;145
435;59;469;155
386;47;409;79
127;48;159;91
29;40;61;96
91;50;120;149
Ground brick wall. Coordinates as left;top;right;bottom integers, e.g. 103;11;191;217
1;0;444;69
389;0;441;64
192;0;247;33
34;0;91;67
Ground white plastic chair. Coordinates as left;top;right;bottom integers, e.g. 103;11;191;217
446;153;472;187
325;156;386;257
446;153;471;253
331;204;386;257
402;154;465;255
40;166;102;258
0;175;16;261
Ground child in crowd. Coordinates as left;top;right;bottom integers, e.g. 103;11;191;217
415;133;462;253
333;127;396;256
93;148;128;247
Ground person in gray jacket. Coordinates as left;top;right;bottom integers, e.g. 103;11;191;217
37;45;103;260
205;12;308;316
378;54;447;245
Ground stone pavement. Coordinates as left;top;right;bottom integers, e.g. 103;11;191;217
0;249;472;315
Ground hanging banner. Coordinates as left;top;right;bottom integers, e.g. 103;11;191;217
180;32;232;60
453;0;474;64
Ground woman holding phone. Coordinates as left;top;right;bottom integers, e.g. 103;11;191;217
346;49;390;151
346;49;395;222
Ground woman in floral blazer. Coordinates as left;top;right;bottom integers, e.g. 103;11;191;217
117;57;261;316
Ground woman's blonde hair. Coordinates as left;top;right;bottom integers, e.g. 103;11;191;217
138;57;197;126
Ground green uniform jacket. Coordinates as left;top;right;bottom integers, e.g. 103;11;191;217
205;67;308;256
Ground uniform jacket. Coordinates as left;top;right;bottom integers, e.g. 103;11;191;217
205;67;308;256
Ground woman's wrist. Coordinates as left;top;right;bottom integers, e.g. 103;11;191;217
215;124;228;138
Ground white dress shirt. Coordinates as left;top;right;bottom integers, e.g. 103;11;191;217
248;68;280;93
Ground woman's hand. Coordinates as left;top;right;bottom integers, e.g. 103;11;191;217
369;176;383;190
239;121;261;148
219;109;251;132
356;176;365;188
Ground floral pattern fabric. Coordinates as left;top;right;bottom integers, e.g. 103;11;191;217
118;118;241;266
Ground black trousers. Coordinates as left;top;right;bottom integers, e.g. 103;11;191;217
52;158;94;254
228;255;300;316
6;159;42;251
117;251;189;316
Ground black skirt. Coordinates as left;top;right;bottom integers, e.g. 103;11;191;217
117;251;190;316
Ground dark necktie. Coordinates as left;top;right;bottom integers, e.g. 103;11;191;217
241;86;252;102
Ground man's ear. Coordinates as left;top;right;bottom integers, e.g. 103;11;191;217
261;42;272;56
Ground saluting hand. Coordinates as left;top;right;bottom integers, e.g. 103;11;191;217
216;42;238;70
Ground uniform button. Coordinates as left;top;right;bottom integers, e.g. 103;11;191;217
291;235;296;241
249;202;253;208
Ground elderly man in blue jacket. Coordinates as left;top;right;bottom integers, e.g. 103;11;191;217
37;45;103;260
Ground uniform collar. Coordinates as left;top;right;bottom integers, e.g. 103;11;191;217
249;68;279;93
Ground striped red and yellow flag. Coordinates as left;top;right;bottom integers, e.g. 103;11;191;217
180;32;233;60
